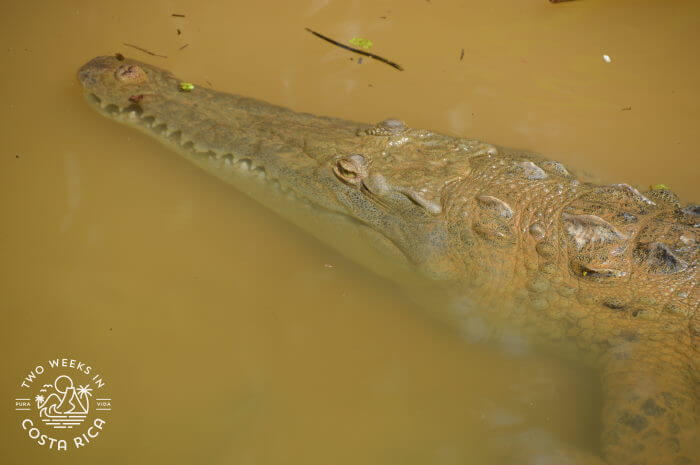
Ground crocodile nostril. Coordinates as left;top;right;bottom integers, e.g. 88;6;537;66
115;64;148;84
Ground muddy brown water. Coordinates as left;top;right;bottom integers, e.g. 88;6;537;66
2;1;698;464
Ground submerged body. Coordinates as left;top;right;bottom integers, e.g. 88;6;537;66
78;56;698;464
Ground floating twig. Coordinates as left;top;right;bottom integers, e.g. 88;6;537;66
172;13;186;17
305;28;403;71
460;48;464;61
179;43;189;50
123;43;167;58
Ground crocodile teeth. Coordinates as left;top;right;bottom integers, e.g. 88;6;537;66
193;142;209;152
210;149;226;159
141;115;155;126
90;92;307;202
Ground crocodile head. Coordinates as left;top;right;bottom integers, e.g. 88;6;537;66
77;55;490;280
78;56;698;306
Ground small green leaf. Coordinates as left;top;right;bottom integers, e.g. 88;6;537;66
179;82;195;92
349;37;373;50
650;183;670;191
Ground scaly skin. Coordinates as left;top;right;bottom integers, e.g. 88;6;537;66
78;56;698;464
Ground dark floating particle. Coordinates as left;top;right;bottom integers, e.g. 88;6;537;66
123;43;167;58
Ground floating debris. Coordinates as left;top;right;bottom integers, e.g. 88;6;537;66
349;37;373;50
650;184;670;191
123;43;167;58
177;28;181;35
179;82;195;92
460;48;464;61
305;28;403;71
621;106;632;111
172;13;185;17
115;53;125;61
179;43;189;50
603;54;612;63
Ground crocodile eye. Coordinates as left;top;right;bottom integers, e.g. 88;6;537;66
333;154;368;186
115;64;148;84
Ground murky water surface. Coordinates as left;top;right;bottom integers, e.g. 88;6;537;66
2;1;698;464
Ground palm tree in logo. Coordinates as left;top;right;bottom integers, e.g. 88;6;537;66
76;384;93;410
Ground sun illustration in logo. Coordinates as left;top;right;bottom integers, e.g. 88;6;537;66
35;375;92;429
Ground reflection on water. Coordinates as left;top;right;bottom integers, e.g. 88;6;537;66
2;0;697;464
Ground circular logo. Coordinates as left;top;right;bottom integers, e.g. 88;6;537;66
13;357;112;451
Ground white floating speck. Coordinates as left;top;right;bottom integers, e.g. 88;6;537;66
603;54;612;63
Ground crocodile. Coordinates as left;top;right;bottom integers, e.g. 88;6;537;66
77;55;698;464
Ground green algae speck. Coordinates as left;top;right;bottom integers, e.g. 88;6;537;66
349;37;373;50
